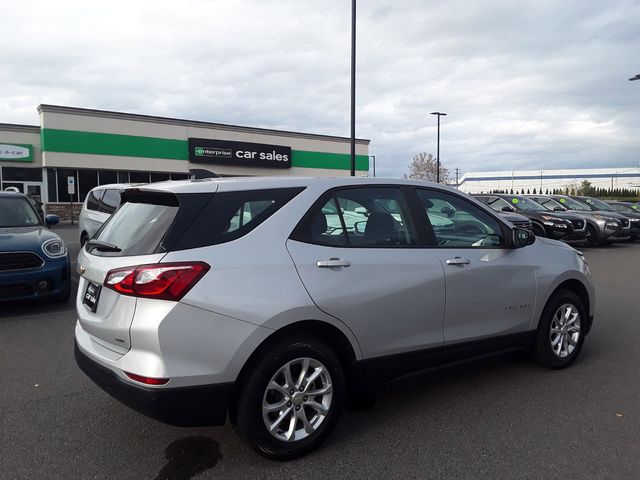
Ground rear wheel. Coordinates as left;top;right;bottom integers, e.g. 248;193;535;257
233;336;345;460
532;290;586;369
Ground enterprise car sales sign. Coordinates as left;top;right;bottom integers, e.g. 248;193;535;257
189;138;291;169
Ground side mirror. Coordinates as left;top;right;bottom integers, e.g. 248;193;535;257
553;206;565;212
501;206;516;212
45;214;60;227
512;227;535;248
353;221;367;236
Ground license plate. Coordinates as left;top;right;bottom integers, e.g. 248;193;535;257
83;282;101;312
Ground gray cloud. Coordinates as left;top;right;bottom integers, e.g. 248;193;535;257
1;0;639;177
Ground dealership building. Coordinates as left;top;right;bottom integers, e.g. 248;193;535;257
0;104;370;220
458;167;640;194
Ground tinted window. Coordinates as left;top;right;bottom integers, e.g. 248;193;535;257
417;189;505;248
86;190;104;211
172;188;305;250
292;187;417;247
100;189;121;214
79;170;98;202
2;167;42;182
150;172;171;182
93;201;178;256
129;171;150;183
99;170;117;185
57;168;78;202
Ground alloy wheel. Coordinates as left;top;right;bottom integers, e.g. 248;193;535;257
262;357;333;442
549;303;581;358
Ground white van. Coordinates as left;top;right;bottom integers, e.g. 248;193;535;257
78;184;132;245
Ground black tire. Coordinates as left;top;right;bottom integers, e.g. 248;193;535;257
531;223;546;237
585;224;598;247
233;336;345;460
532;290;586;369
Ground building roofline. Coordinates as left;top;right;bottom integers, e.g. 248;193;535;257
0;123;41;134
37;104;371;145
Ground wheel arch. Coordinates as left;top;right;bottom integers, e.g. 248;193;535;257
542;279;592;333
229;319;359;419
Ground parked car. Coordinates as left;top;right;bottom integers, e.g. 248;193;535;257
473;194;587;245
573;197;640;241
0;191;70;303
78;184;134;245
529;194;629;246
75;177;595;460
497;211;533;231
608;200;640;214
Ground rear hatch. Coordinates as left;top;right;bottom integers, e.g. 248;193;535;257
76;186;215;354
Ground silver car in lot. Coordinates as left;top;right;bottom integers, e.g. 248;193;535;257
78;184;132;245
74;177;595;460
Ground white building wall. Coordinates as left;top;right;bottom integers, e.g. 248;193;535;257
459;167;640;194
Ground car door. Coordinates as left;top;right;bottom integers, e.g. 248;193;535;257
414;188;537;355
286;185;445;361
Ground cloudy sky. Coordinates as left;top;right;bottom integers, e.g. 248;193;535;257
1;0;639;177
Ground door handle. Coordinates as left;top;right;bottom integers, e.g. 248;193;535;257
446;256;471;265
316;258;351;268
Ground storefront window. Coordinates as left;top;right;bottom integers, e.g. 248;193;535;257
79;170;98;202
98;170;117;185
56;168;79;202
2;167;42;182
129;171;150;183
150;172;170;182
117;171;129;183
170;173;188;180
47;169;58;202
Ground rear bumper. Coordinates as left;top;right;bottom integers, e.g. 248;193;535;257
0;257;70;302
74;341;233;427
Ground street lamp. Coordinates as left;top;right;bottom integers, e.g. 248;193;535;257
629;74;640;81
430;112;447;183
350;0;356;176
369;155;376;177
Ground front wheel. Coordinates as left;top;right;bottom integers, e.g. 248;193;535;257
585;224;598;247
233;337;345;460
532;290;586;369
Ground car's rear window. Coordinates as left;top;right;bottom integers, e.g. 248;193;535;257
93;201;179;256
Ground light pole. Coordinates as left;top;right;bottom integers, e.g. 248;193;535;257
430;112;447;183
369;155;376;177
629;74;640;81
350;0;356;176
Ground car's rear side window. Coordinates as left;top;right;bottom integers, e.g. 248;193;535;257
171;187;305;251
86;190;104;211
100;189;121;214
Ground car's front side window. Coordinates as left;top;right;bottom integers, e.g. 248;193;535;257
417;189;505;248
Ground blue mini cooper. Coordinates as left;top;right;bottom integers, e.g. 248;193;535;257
0;192;71;303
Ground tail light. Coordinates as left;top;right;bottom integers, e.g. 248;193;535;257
103;262;210;301
124;371;170;385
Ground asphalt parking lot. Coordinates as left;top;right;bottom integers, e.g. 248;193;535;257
2;226;639;480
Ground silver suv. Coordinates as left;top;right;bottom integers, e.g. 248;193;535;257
74;177;595;460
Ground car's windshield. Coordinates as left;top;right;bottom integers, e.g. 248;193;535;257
0;197;41;227
553;196;593;211
611;203;639;213
485;197;514;212
579;197;616;212
508;196;546;212
533;198;563;211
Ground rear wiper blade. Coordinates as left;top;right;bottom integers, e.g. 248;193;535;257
85;239;121;253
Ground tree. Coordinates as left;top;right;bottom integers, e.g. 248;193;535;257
577;180;595;196
403;152;449;183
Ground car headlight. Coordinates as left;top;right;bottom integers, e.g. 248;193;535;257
605;221;619;229
42;238;67;258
